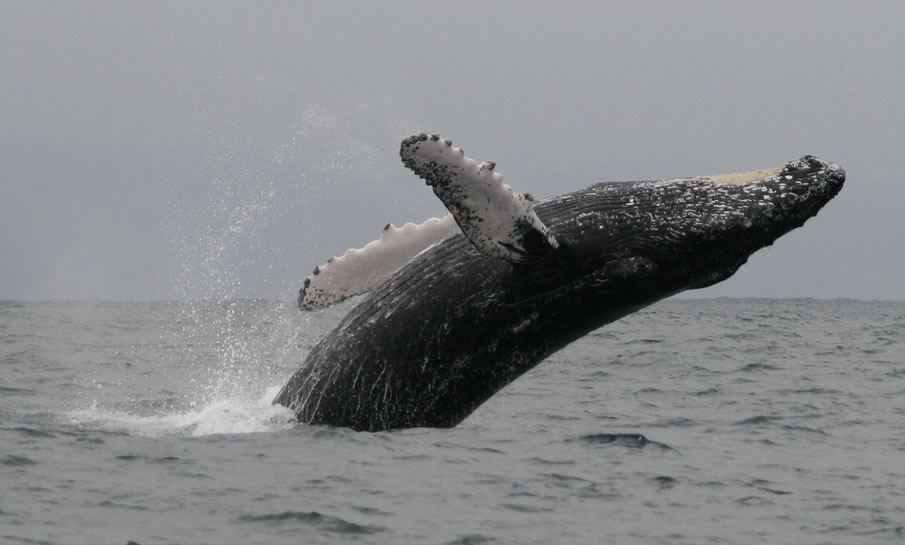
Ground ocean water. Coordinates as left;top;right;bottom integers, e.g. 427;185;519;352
1;298;903;545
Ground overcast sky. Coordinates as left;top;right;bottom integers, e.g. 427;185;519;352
2;1;903;301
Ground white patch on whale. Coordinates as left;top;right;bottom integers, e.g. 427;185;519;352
400;133;559;263
300;214;459;310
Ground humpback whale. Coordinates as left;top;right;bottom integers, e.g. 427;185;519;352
275;134;845;431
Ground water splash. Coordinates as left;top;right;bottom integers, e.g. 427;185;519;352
113;102;390;433
166;299;306;406
67;385;296;437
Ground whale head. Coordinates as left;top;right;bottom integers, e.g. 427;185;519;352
692;155;846;286
552;155;845;297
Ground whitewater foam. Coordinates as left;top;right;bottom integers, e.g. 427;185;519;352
66;385;295;437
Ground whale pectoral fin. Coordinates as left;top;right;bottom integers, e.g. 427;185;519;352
299;214;459;310
400;133;559;263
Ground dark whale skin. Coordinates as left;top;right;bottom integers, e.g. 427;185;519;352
275;157;845;431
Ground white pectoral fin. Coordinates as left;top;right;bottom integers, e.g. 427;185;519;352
299;214;459;310
400;133;558;263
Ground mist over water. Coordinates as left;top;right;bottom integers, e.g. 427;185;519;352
165;103;405;303
2;298;903;545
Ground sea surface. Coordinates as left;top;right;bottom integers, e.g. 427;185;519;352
1;298;903;545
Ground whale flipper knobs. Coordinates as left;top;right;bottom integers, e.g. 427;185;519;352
400;133;558;263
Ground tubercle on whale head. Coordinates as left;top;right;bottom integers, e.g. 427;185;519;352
691;155;845;288
708;155;845;201
705;154;845;234
556;155;845;292
683;155;845;286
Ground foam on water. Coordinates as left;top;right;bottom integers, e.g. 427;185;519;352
66;385;296;437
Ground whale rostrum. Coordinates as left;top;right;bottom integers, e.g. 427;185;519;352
280;133;845;431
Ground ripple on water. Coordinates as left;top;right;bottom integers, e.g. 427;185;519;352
0;386;35;396
1;454;37;466
444;535;495;545
734;415;783;426
651;475;678;490
577;433;650;448
7;426;56;438
574;433;680;453
114;454;187;464
500;502;554;514
738;362;781;372
237;511;384;535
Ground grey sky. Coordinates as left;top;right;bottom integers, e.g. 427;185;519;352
1;1;903;301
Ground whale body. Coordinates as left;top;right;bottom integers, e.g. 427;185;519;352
275;134;845;431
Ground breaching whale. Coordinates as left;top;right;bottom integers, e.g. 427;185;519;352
275;133;845;431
